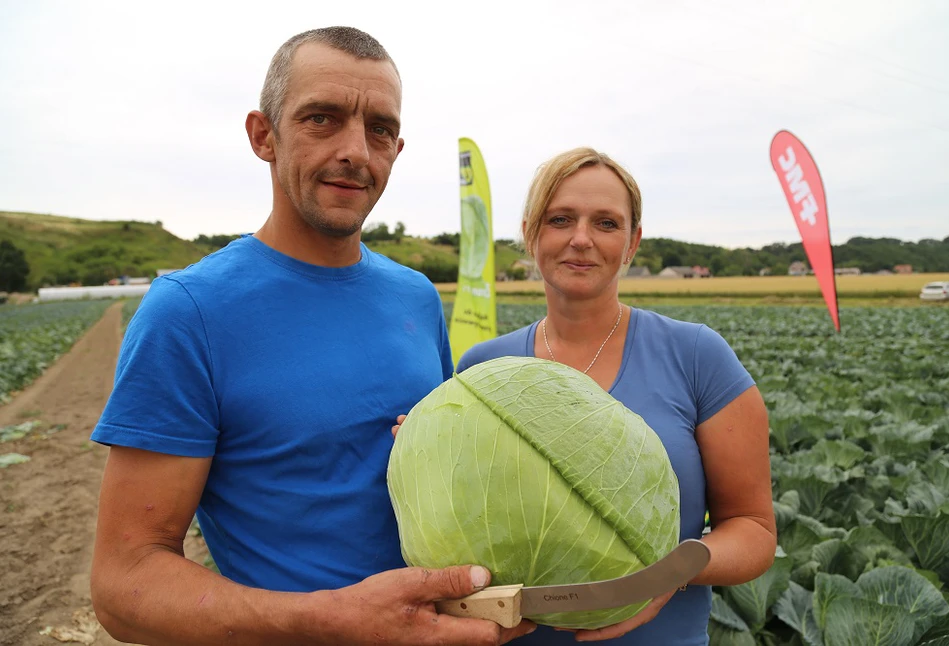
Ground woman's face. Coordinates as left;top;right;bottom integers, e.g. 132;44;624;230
533;165;641;300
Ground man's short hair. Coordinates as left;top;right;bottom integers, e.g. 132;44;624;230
260;27;399;133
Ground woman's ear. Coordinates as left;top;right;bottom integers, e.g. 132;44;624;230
625;227;643;264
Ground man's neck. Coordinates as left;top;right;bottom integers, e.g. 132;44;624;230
254;213;362;268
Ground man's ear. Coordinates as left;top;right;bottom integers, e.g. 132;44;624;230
397;138;405;155
246;110;276;162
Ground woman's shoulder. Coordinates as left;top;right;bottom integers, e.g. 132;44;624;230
456;323;536;373
634;308;705;337
632;308;736;354
633;308;743;377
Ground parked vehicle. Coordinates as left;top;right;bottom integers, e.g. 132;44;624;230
919;281;949;301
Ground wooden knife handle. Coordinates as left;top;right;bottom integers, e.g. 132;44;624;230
434;584;524;628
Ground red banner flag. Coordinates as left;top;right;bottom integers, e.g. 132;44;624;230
770;130;840;332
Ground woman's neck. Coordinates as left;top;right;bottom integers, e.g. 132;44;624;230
543;291;623;345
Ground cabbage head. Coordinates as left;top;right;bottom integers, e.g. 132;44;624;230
387;356;680;629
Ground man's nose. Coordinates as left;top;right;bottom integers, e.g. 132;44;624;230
336;121;370;169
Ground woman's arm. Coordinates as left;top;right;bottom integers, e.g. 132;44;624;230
692;386;777;586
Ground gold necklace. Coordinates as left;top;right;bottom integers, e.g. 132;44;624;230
542;305;623;374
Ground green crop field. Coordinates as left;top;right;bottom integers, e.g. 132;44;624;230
3;297;946;644
444;303;949;645
0;300;112;402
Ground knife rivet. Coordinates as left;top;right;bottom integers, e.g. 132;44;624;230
497;601;505;608
460;603;467;610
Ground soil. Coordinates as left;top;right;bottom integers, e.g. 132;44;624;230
0;303;206;645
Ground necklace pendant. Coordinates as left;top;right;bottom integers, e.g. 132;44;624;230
543;305;624;375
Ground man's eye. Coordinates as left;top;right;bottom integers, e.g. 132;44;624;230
371;126;391;136
310;115;328;124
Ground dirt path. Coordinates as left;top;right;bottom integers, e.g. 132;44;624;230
0;303;204;645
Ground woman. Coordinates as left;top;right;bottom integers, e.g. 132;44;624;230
456;148;776;645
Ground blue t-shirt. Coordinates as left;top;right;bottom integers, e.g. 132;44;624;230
93;236;453;592
457;308;754;646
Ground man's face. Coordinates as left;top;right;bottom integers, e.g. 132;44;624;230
272;43;404;238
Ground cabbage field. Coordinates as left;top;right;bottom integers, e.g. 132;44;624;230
447;303;949;646
2;298;945;645
0;300;112;403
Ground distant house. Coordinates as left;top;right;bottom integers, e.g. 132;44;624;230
759;268;772;276
834;267;861;276
788;261;808;276
894;264;913;274
692;265;711;278
659;266;695;279
107;276;152;286
625;266;651;278
511;258;541;280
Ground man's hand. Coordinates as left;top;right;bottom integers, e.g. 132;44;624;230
564;590;675;642
391;414;407;439
321;565;536;645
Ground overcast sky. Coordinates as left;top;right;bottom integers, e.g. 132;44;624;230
1;0;946;249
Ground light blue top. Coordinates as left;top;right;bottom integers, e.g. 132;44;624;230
93;236;453;593
457;308;755;646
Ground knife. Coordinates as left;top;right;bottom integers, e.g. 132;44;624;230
434;539;710;628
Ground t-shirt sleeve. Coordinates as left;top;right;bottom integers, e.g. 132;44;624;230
91;277;220;457
456;343;488;374
692;325;755;425
437;302;454;381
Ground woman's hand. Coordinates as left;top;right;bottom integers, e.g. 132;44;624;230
391;414;407;439
560;590;676;642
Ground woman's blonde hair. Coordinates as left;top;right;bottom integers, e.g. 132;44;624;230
521;148;642;259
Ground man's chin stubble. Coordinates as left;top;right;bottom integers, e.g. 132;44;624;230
301;212;365;239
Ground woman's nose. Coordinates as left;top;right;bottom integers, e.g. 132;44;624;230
570;221;593;248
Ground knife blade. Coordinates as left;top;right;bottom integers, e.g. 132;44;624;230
434;539;710;628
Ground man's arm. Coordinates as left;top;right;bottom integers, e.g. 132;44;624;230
91;446;308;643
92;446;535;645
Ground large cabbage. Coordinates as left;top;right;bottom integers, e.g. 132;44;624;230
387;356;680;629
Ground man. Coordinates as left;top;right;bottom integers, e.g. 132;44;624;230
90;27;535;645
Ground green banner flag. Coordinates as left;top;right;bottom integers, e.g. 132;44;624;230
449;138;497;366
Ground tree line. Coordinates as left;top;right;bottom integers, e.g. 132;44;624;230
2;233;947;293
631;235;949;276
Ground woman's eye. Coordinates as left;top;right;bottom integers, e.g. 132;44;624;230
601;220;618;229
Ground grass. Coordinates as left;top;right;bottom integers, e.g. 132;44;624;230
0;210;211;288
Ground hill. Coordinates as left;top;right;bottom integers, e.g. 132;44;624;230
0;211;213;289
2;210;946;290
0;211;527;290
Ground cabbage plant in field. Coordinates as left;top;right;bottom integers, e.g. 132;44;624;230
387;356;680;629
0;300;111;402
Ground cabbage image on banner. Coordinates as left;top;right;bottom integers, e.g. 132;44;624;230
458;195;491;280
387;356;680;629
